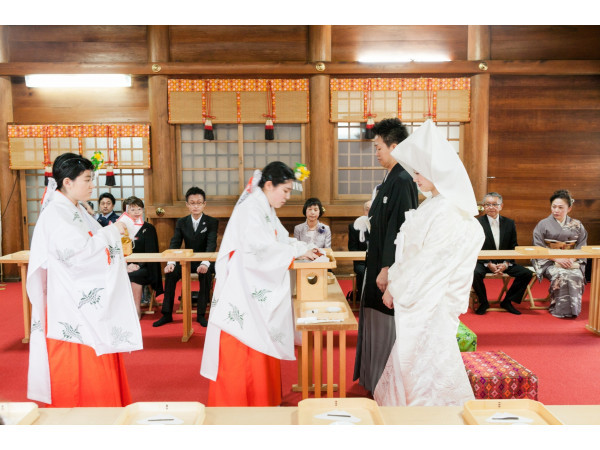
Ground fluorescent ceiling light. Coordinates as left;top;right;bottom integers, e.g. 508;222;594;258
358;53;451;63
25;74;132;88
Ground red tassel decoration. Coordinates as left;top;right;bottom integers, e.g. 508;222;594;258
204;118;214;140
44;164;52;186
365;115;375;139
105;163;116;186
265;117;274;140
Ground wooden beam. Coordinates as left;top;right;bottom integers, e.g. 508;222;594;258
147;26;175;250
0;26;23;278
308;26;331;62
2;60;599;76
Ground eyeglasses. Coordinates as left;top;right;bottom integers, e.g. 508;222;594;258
187;202;205;206
483;203;501;208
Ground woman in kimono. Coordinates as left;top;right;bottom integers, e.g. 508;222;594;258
27;153;142;407
124;196;164;318
532;190;588;318
293;197;332;248
374;120;484;407
201;161;318;406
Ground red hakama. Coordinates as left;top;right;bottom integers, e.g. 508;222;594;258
207;331;282;407
46;338;132;408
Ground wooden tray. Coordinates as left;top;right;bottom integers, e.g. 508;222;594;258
297;398;385;425
114;402;205;425
463;399;563;425
298;301;349;320
162;249;193;257
0;402;39;425
291;249;337;270
582;245;600;253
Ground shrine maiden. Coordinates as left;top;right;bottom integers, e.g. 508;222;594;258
201;161;318;406
374;120;484;406
27;153;142;407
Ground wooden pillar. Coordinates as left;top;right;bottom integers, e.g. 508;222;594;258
308;26;333;205
464;25;490;203
0;26;22;278
147;25;174;250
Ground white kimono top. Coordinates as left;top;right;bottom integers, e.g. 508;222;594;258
201;188;308;381
27;192;143;404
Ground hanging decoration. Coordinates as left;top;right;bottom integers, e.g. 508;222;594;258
424;78;436;121
264;80;275;140
204;84;215;140
43;126;52;185
365;80;376;139
104;125;116;186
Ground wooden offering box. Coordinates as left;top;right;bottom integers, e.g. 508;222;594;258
291;249;337;301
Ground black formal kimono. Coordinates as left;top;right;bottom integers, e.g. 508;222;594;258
348;222;369;297
161;214;218;318
353;162;419;392
127;221;164;296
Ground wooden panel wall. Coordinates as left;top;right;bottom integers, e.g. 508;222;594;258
488;75;600;245
169;26;308;62
491;26;600;60
7;25;148;63
331;25;468;62
11;76;149;123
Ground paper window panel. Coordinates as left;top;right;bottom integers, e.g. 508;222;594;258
240;92;269;123
331;91;365;122
400;91;430;122
274;91;309;123
371;91;399;120
436;90;470;122
169;92;204;123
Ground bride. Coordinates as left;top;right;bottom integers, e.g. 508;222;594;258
374;120;484;406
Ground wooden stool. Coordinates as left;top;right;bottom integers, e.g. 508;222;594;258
144;285;157;315
469;268;549;312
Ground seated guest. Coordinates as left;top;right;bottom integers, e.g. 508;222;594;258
96;192;120;226
294;197;331;248
348;200;371;298
473;192;532;315
532;189;588;318
153;187;218;328
124;196;164;319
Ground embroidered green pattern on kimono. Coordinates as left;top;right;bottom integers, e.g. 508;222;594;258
211;296;219;307
56;248;75;268
59;322;84;343
31;320;42;333
111;326;135;347
78;288;104;309
251;288;272;303
226;303;246;329
107;243;122;263
269;328;285;345
73;211;83;223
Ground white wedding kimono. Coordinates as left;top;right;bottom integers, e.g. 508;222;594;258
374;119;484;407
27;191;142;404
201;188;308;381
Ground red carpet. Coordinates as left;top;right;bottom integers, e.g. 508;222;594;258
0;278;598;406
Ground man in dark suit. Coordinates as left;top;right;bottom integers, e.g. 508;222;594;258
96;192;120;226
473;192;532;315
348;200;371;299
153;187;218;327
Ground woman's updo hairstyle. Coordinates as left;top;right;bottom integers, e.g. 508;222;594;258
550;189;574;207
53;153;94;190
258;161;295;188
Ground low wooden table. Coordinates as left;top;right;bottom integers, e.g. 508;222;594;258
27;403;600;425
0;251;217;343
292;278;358;399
